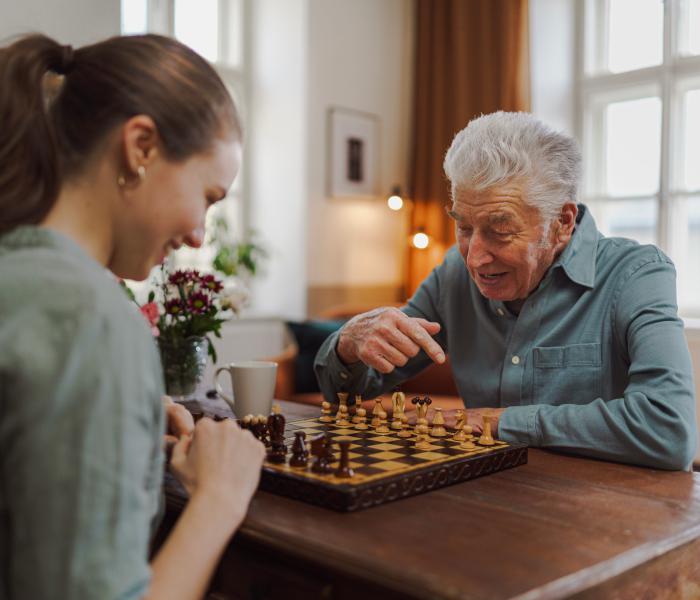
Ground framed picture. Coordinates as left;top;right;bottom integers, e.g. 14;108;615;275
327;107;380;198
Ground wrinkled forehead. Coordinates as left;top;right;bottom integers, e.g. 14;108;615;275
449;184;542;225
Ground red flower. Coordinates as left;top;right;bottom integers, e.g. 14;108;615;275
168;269;197;285
140;301;159;325
199;273;224;293
165;299;184;315
188;291;211;314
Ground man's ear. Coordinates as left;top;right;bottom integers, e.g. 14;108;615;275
119;115;160;175
556;202;578;244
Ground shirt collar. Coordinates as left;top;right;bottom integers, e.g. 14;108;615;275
552;203;600;289
0;225;107;275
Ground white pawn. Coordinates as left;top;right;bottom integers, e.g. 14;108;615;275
355;407;369;430
336;404;350;426
397;413;412;438
319;400;333;423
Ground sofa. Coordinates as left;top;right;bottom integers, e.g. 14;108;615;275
272;304;464;413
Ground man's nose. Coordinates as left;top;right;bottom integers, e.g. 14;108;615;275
183;227;205;249
467;232;493;268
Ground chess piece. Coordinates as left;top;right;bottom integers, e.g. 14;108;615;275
310;434;333;474
335;404;351;427
452;409;466;442
376;408;390;434
289;431;309;467
371;397;383;429
478;415;495;446
323;433;336;465
337;392;349;412
414;417;431;450
430;407;447;437
354;407;369;430
319;401;334;423
241;414;253;431
460;426;477;450
333;440;354;478
397;413;412;438
350;394;362;417
390;388;405;430
391;387;406;416
352;395;363;423
266;403;287;463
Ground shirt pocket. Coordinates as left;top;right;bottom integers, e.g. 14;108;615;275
532;342;602;404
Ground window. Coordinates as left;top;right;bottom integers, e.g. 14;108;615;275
120;0;249;275
579;0;700;316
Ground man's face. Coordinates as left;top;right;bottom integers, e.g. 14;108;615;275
449;183;571;304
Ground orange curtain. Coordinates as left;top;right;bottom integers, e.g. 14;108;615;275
406;0;531;295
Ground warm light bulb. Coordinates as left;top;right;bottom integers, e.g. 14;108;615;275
412;232;429;249
387;194;403;211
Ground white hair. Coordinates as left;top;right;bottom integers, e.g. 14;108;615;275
443;112;582;221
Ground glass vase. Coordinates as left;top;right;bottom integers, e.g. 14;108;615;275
158;335;208;398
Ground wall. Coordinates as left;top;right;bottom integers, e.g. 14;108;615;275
305;0;414;315
0;0;119;45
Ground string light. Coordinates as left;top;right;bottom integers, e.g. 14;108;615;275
412;231;429;249
387;194;403;210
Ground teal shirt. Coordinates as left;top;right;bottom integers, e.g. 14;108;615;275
315;205;698;470
0;227;165;599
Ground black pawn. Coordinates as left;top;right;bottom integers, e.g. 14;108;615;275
289;431;309;467
334;440;354;479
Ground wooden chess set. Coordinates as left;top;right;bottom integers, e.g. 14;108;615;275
239;391;528;512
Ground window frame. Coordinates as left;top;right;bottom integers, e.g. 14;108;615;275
576;0;700;316
122;0;252;271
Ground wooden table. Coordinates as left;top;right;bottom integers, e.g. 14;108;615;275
160;399;700;600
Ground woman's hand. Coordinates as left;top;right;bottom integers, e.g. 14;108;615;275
336;307;445;373
162;395;195;455
170;418;265;526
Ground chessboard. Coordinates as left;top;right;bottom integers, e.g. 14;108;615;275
258;417;528;512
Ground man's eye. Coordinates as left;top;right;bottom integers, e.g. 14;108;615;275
458;226;473;236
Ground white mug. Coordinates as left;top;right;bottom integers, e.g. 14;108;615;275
215;360;278;417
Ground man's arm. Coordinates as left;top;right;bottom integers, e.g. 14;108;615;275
498;256;698;470
314;266;448;404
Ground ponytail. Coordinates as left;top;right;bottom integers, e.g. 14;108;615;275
0;33;240;236
0;35;72;235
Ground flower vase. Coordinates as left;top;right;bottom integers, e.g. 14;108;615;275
158;335;208;398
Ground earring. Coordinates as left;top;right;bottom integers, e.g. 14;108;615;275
117;175;126;187
137;165;146;181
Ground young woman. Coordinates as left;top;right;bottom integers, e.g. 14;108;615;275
0;34;265;599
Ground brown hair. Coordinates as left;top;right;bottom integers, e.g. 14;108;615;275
0;34;241;235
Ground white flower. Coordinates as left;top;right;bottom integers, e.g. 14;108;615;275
220;280;249;315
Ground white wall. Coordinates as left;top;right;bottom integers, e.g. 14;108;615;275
0;0;119;46
306;0;413;288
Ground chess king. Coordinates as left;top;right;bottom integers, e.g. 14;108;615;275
314;111;698;471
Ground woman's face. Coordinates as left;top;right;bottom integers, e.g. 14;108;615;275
111;137;241;280
449;182;574;304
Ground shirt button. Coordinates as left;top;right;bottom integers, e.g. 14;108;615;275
496;308;505;316
340;372;348;380
511;355;521;365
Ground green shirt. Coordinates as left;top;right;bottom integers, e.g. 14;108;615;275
0;227;165;599
315;205;698;470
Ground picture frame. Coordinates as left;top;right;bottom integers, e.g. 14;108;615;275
327;107;380;198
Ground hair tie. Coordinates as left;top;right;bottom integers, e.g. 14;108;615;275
58;44;75;75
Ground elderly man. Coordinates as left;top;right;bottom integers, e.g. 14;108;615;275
314;111;697;470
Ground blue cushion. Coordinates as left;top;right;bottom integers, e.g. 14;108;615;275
286;320;345;393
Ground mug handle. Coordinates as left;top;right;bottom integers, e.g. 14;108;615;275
215;366;235;407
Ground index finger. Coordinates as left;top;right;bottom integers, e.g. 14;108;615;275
396;316;445;364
